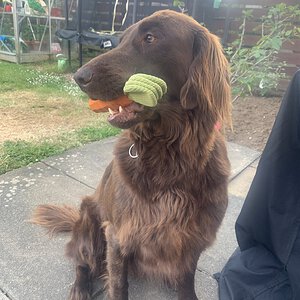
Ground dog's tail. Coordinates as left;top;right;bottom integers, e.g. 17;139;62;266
30;204;80;236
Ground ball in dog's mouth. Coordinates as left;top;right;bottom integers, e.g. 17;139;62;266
87;74;167;128
89;97;144;129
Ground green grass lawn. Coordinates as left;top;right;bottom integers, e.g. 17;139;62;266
0;60;120;175
0;60;82;97
0;125;120;174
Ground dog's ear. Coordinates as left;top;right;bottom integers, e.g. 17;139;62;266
180;28;232;128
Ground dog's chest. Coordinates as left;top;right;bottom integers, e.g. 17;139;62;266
114;190;201;280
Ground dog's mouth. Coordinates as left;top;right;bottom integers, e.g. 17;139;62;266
89;97;145;129
107;101;144;128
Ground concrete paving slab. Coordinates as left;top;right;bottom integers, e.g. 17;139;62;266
197;195;245;276
195;270;218;300
0;163;94;300
251;157;260;168
0;291;9;300
227;143;260;179
42;137;117;189
228;166;257;198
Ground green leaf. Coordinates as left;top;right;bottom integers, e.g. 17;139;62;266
284;30;293;37
242;9;253;18
270;37;282;50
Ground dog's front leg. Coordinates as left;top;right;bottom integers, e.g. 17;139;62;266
177;262;198;300
69;265;92;300
105;223;129;300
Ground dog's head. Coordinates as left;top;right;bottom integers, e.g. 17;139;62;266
74;10;231;129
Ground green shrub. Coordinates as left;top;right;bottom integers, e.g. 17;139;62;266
227;4;300;98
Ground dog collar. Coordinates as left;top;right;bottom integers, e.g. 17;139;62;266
129;143;138;159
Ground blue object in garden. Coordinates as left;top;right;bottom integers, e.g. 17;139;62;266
214;0;222;8
0;35;28;53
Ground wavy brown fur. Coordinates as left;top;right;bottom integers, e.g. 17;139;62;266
32;10;231;300
30;204;79;237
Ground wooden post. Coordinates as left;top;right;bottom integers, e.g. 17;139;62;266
192;0;197;19
12;0;21;63
49;0;52;53
132;0;138;24
78;0;83;66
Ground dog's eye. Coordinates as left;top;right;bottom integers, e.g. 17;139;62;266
145;34;155;43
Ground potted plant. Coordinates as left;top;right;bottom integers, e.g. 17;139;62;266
21;22;48;51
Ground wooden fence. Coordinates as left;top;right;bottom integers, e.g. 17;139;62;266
78;0;181;32
196;0;300;88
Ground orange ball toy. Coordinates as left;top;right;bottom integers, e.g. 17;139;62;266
88;96;133;113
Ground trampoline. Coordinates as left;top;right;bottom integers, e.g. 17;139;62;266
55;0;201;66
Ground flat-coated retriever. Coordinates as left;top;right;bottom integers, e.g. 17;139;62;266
31;10;231;300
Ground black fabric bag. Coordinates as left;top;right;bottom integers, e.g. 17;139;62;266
217;70;300;300
55;29;120;49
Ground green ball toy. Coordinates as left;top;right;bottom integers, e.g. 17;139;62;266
123;74;167;107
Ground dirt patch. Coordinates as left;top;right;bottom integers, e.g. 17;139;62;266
0;91;106;143
226;96;281;152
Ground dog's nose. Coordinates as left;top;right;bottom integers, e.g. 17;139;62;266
73;68;93;87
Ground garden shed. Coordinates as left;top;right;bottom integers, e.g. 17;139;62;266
0;0;66;63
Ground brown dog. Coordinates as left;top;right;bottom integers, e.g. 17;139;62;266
31;10;231;300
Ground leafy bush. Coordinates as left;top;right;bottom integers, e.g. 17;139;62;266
0;15;14;35
227;4;300;98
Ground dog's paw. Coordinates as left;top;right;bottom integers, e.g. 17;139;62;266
68;285;91;300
